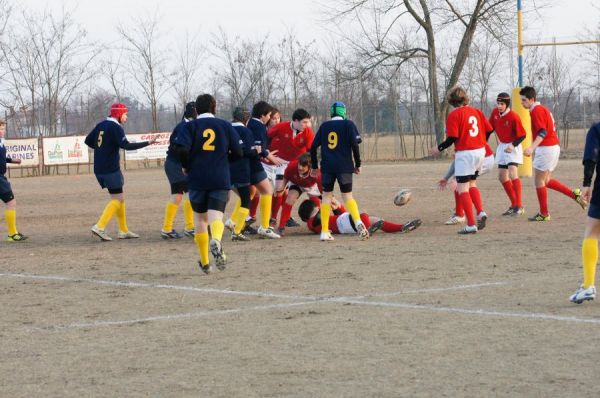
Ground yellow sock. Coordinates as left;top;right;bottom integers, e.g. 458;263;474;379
194;232;210;266
210;220;225;241
162;202;179;232
97;200;120;229
233;207;250;234
259;194;272;229
321;203;331;232
583;238;598;288
183;199;194;231
345;198;361;224
116;200;128;232
5;209;17;236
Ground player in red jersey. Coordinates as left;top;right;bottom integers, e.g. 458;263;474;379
276;153;322;236
267;109;314;225
439;143;495;225
520;86;586;221
298;199;421;236
431;86;493;234
488;92;527;216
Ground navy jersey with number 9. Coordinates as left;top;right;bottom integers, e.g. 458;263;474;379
312;118;362;174
177;115;242;191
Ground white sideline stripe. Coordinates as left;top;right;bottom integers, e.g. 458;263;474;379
41;301;315;330
326;298;600;325
0;273;504;301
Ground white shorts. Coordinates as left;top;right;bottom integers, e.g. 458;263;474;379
262;163;277;188
289;182;321;197
533;145;560;172
335;213;355;234
495;142;523;166
455;148;485;177
480;154;495;176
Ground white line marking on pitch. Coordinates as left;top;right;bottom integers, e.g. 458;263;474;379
351;282;509;299
6;273;600;328
36;301;314;330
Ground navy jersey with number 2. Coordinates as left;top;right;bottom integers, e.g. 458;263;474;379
177;115;243;191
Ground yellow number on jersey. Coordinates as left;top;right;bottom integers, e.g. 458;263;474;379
203;129;216;151
97;131;104;147
328;132;338;149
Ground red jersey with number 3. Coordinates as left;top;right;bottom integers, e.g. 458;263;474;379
489;108;526;144
446;106;492;151
530;103;559;146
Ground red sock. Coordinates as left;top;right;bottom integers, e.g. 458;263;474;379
381;221;404;233
512;178;523;207
546;179;575;199
359;213;371;228
271;194;284;219
536;186;549;216
459;192;476;226
279;202;293;228
454;190;465;217
249;195;259;218
310;196;321;207
501;180;517;207
469;187;484;214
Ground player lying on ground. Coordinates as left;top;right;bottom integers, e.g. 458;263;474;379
520;86;587;221
439;143;494;226
570;113;600;304
0;119;27;241
297;198;422;236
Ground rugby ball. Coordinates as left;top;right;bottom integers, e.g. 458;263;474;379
393;189;412;206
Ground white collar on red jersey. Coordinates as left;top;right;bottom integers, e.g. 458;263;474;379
500;108;511;117
198;113;215;119
106;117;121;126
529;102;541;112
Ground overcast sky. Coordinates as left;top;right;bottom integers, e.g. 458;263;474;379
13;0;600;48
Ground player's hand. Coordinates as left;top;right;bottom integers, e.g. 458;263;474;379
330;197;340;209
438;179;448;191
310;168;319;178
583;187;592;204
254;145;262;154
430;146;440;157
504;144;514;153
354;167;361;175
269;154;284;166
524;147;534;157
11;158;22;164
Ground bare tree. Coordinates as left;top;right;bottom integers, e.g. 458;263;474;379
118;10;170;132
170;31;204;109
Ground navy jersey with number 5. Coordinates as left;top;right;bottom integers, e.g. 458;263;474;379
177;115;243;191
312;118;362;173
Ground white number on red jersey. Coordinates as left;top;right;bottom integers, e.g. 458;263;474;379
468;116;479;137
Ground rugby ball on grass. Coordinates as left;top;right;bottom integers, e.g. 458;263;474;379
393;189;412;206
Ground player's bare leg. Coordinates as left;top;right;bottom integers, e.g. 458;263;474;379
571;217;600;303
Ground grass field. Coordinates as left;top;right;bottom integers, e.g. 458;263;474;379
1;159;600;397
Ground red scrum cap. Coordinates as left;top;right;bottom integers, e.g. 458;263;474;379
110;103;128;121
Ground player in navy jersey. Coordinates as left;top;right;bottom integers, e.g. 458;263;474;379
570;115;600;303
85;103;157;241
0;119;27;241
160;102;197;239
310;101;368;241
173;94;243;273
225;107;262;242
245;101;283;239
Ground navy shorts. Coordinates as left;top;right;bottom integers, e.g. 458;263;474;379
321;172;353;193
95;170;124;193
589;202;600;220
164;158;188;194
189;189;229;213
0;176;14;203
251;169;268;185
